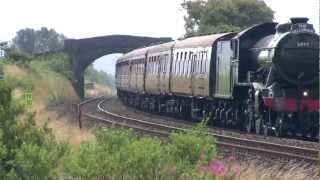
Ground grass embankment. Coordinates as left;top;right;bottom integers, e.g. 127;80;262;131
1;54;94;146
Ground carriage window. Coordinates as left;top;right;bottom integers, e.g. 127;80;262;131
158;56;161;74
164;56;166;73
150;59;153;74
204;51;208;73
181;58;185;76
176;53;180;75
200;57;203;74
173;58;176;75
189;59;192;76
185;59;188;76
154;58;156;74
154;59;156;75
164;54;168;73
177;59;180;76
148;61;150;74
201;52;204;61
153;61;156;75
185;58;188;76
194;54;197;72
161;56;164;73
182;59;185;76
178;59;183;76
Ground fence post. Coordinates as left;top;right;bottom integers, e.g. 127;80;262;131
77;104;82;129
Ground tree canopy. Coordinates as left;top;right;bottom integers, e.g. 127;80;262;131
85;64;115;89
12;27;65;54
181;0;274;36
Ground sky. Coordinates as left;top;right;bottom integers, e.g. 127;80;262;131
0;0;319;42
1;0;319;74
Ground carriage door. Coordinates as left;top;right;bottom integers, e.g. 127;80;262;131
159;54;166;93
216;41;232;98
191;52;197;95
162;54;170;93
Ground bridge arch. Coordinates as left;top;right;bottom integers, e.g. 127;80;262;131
64;35;172;98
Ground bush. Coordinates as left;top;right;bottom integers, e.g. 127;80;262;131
64;122;220;179
29;53;73;80
0;81;69;179
5;48;32;64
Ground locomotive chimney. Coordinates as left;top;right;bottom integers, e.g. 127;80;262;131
290;17;309;24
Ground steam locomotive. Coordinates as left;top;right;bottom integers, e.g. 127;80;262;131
115;18;319;139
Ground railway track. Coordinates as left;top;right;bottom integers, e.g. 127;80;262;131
80;96;319;164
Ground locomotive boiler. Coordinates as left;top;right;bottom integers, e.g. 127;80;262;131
115;18;319;139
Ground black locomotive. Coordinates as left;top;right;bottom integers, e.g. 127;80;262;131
116;18;319;139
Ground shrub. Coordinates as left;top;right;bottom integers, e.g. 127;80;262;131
0;81;69;179
64;121;219;179
29;53;73;80
5;48;32;64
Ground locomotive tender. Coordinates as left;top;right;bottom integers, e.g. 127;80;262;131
116;18;319;138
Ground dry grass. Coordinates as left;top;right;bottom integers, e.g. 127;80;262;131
4;64;95;147
32;105;95;146
226;159;318;180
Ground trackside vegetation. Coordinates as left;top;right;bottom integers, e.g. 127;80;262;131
64;125;241;179
0;80;69;179
0;79;240;179
1;52;313;179
1;51;239;179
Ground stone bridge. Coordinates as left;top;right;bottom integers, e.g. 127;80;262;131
64;35;172;98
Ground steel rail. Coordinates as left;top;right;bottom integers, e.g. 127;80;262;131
82;97;319;163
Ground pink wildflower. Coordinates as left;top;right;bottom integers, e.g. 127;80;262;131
179;175;186;180
233;167;241;180
207;159;228;177
228;155;236;162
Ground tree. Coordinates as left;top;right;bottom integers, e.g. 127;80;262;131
12;28;36;54
12;27;66;54
85;64;115;89
181;0;274;36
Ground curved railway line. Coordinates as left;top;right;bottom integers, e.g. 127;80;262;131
79;96;319;164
